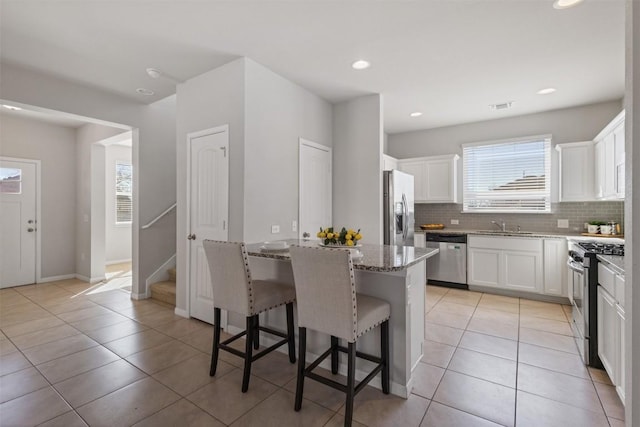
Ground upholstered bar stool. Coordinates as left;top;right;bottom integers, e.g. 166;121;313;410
288;245;390;427
203;240;296;393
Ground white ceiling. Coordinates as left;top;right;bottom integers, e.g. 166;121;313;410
0;0;625;134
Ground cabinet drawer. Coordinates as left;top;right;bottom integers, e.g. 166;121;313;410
615;274;625;309
598;263;616;296
469;235;542;252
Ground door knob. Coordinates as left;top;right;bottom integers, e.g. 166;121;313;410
187;234;196;240
28;219;34;224
27;228;35;232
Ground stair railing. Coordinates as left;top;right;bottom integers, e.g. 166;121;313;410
141;203;176;230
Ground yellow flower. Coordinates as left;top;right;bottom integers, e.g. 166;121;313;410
348;229;356;235
326;232;334;239
355;233;362;241
317;232;326;238
346;240;354;246
345;234;353;240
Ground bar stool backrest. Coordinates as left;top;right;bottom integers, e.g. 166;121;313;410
203;240;253;317
289;246;358;342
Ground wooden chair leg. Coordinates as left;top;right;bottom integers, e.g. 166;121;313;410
381;320;390;394
345;341;356;427
286;303;296;363
294;327;307;411
210;307;221;376
253;315;260;350
242;315;255;393
331;336;339;374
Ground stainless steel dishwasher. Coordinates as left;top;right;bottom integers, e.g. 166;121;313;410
426;233;468;289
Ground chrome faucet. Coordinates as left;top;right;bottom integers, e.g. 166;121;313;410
491;219;507;232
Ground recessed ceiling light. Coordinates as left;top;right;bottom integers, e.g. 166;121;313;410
489;101;514;111
351;60;371;70
136;88;155;96
553;0;584;9
410;112;423;118
146;68;162;79
2;104;22;111
537;87;557;95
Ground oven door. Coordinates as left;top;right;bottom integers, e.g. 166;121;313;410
567;259;588;362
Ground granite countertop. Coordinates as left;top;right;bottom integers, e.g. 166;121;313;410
597;254;625;275
415;228;625;242
245;239;438;272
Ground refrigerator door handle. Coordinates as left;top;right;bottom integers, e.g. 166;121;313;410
402;193;408;241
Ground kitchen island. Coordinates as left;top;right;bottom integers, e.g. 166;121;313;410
226;239;438;398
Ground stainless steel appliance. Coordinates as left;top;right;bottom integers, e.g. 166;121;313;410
383;170;414;246
567;241;624;367
426;233;468;288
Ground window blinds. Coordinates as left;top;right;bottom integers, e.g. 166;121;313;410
463;136;551;213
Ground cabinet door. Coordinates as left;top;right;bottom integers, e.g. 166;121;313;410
468;248;501;287
503;250;543;293
383;154;398;171
414;232;426;248
558;143;595;201
613;123;625;199
597;286;617;381
603;134;616;199
616;304;625;404
398;160;427;201
424;159;455;203
594;141;604;199
543;239;567;296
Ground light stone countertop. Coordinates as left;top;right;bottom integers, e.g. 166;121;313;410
246;239;438;272
597;254;625;275
415;228;625;243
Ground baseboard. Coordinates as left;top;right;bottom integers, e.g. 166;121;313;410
75;274;90;282
131;291;149;300
38;274;76;283
145;254;176;289
106;258;132;266
174;307;189;318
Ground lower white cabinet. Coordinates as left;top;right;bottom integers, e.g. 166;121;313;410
597;277;626;405
616;303;625;403
543;239;567;296
414;232;425;248
468;236;542;293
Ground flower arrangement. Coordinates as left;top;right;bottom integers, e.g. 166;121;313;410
317;227;363;246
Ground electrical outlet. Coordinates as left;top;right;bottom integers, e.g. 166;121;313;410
292;220;297;232
271;225;280;234
557;219;569;228
451;219;459;225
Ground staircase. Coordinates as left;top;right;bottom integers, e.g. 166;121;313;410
150;268;176;306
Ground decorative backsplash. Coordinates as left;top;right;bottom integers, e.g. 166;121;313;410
415;202;624;234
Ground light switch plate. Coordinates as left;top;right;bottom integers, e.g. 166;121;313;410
557;219;569;228
292;220;297;232
451;219;459;225
271;225;280;234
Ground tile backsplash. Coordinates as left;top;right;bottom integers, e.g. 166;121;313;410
415;202;624;233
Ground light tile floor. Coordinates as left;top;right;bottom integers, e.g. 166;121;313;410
0;281;626;426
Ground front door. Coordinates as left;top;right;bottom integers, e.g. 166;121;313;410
299;139;332;239
188;126;229;324
0;159;37;288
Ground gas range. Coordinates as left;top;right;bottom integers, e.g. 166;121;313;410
576;242;624;257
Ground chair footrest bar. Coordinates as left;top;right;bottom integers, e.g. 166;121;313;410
251;338;289;362
354;365;383;395
306;372;347;393
221;330;247;346
334;345;383;364
219;344;245;358
259;326;288;339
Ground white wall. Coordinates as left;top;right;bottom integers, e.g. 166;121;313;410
333;94;384;244
625;1;638;423
244;59;333;242
1;63;177;297
105;144;132;263
0;114;77;279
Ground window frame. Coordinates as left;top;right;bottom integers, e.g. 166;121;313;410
462;134;552;214
115;161;133;225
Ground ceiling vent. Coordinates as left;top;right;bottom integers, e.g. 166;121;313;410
489;101;514;110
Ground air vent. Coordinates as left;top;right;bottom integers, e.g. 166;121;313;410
489;101;514;110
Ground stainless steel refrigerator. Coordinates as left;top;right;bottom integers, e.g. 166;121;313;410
383;170;415;246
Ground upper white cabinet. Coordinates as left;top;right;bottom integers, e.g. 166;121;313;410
594;111;625;200
382;154;399;171
556;141;595;202
398;154;459;203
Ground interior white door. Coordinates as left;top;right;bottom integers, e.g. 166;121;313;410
299;139;331;239
1;159;37;288
188;127;229;325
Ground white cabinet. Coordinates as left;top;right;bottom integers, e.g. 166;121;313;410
543;239;567;296
467;236;543;293
383;154;398;171
597;286;617;378
398;154;459;203
594;111;625;200
556;141;595;202
597;263;626;405
414;232;425;248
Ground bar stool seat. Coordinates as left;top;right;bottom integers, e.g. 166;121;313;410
203;240;296;393
289;245;390;427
